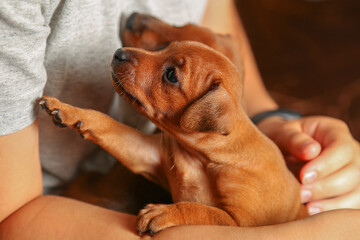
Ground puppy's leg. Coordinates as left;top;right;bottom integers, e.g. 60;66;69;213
40;96;165;185
137;202;237;235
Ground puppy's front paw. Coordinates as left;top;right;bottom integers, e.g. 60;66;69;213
39;96;86;138
137;204;180;236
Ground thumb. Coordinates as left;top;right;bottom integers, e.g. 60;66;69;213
274;126;321;161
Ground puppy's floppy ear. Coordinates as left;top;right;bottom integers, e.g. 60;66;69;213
180;83;232;135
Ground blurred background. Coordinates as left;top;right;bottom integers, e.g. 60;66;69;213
235;0;360;141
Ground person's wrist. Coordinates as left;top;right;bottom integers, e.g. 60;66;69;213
251;108;302;140
251;108;302;125
256;116;287;139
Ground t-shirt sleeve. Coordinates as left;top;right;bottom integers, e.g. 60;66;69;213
0;1;50;135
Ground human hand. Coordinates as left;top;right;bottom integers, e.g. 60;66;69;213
258;116;360;215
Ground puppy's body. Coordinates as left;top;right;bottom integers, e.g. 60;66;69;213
158;123;305;227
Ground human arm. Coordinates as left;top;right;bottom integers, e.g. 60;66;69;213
1;195;138;240
201;0;278;117
0;122;139;239
153;209;360;240
0;121;42;223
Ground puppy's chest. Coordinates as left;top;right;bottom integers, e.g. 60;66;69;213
163;143;215;205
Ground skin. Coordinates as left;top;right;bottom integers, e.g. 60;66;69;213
0;0;359;239
258;116;360;214
0;194;139;240
0;121;136;239
151;209;360;240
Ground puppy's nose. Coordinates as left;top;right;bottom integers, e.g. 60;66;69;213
125;12;139;31
113;48;129;64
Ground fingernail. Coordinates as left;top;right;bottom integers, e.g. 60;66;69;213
308;207;322;215
300;189;312;203
302;170;317;184
301;141;320;159
301;141;315;150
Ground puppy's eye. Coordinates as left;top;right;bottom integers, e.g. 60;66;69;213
164;67;178;84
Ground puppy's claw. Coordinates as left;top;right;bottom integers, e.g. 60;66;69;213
149;229;154;236
76;121;82;129
137;230;143;237
40;101;51;114
51;109;64;125
52;119;67;128
39;100;46;109
51;109;58;115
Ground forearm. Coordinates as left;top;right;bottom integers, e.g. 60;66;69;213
201;0;278;117
0;195;139;240
0;121;42;222
154;209;360;240
0;121;138;239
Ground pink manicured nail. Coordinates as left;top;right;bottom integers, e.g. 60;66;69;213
308;207;322;215
302;141;317;151
301;141;315;150
302;171;317;184
300;189;312;203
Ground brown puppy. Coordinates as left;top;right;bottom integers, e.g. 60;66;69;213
64;14;245;213
40;39;307;234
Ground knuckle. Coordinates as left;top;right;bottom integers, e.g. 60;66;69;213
288;131;300;143
355;167;360;181
312;179;335;200
340;143;354;160
343;189;360;209
282;120;298;131
312;183;327;199
333;118;350;132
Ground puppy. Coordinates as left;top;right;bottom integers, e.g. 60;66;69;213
40;38;307;234
64;14;244;214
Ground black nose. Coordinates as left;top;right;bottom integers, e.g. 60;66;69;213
125;12;138;31
113;48;129;65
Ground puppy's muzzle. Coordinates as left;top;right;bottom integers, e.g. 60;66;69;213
111;48;132;85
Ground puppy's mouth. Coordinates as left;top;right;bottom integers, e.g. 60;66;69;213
111;72;145;110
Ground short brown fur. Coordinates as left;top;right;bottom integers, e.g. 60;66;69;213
40;14;307;235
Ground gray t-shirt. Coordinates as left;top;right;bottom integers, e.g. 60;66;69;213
0;0;207;193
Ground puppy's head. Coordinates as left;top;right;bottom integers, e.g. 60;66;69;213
121;13;173;51
121;13;241;72
111;41;242;136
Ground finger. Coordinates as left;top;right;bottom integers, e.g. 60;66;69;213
301;163;360;202
300;140;355;184
274;125;321;161
306;186;360;215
